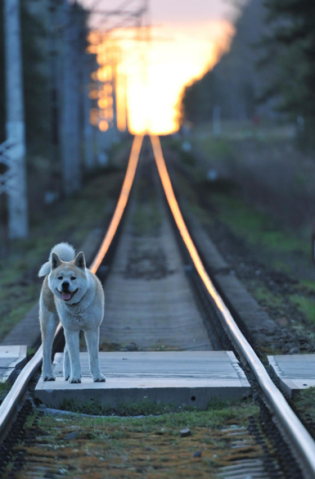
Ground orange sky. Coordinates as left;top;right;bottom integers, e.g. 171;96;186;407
91;20;233;134
123;21;233;134
84;1;236;134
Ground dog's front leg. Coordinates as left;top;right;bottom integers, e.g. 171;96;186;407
41;311;58;381
63;345;70;381
85;329;106;382
64;329;81;383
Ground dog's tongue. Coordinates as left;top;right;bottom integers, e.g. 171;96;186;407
62;292;72;301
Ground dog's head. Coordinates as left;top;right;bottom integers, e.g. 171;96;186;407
48;252;88;304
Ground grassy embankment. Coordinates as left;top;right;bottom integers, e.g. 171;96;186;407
167;124;315;335
166;123;315;440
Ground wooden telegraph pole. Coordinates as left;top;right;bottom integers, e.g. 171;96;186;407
3;0;28;238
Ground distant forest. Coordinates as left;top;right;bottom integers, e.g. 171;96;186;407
181;0;315;133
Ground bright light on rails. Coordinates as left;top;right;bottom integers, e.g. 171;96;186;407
90;134;144;273
150;133;315;476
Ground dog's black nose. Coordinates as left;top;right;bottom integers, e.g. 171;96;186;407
62;281;69;290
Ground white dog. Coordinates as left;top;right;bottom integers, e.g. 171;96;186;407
38;243;105;383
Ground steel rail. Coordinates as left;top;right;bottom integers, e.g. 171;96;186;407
150;134;315;478
90;134;143;273
0;134;144;441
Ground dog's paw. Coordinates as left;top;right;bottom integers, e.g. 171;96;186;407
93;373;106;382
69;376;81;384
43;374;55;382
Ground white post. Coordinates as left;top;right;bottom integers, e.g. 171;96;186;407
212;105;221;137
4;0;28;238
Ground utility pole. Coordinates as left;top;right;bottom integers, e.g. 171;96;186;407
3;0;28;238
212;105;221;136
60;0;81;196
48;0;62;149
83;58;94;169
89;0;150;143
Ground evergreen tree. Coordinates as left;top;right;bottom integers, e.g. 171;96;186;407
262;0;315;121
181;0;272;126
181;72;216;125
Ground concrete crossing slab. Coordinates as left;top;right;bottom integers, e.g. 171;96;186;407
35;351;250;409
268;354;315;398
0;345;27;383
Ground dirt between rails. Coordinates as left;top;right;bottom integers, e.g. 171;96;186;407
124;159;175;281
99;144;213;352
3;405;283;479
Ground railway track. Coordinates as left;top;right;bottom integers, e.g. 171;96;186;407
0;134;314;478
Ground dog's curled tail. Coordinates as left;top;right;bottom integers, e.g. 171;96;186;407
38;242;76;277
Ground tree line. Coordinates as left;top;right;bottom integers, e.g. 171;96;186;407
181;0;315;139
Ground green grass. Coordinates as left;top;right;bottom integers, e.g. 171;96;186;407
3;400;263;478
295;387;315;416
132;199;162;236
291;295;315;326
59;397;234;417
294;387;315;438
299;280;315;293
208;191;306;255
190;129;309;258
0;381;11;402
251;285;283;308
195;137;235;163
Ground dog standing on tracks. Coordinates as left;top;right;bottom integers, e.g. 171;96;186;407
38;243;106;383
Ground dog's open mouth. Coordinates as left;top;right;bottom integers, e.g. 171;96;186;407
58;289;78;302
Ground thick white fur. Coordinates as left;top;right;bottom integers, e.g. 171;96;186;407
38;243;75;277
39;243;105;383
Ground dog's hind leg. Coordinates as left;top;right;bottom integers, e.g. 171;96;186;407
85;328;106;382
63;345;70;381
64;329;81;383
41;311;58;381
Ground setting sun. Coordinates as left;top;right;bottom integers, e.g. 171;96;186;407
89;20;233;135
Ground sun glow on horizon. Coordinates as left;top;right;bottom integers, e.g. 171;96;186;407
89;20;233;135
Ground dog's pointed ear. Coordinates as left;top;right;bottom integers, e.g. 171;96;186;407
51;253;61;270
74;251;86;270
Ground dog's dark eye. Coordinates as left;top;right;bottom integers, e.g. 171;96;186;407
71;277;76;281
58;276;63;280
